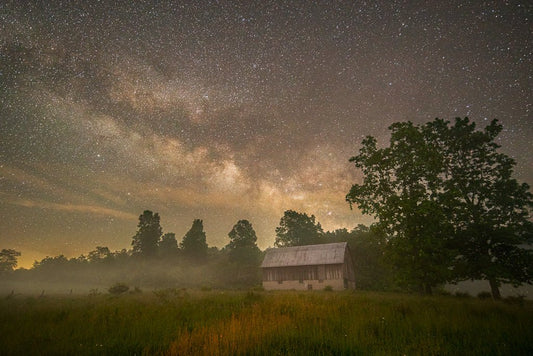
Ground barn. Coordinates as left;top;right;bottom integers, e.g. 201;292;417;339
261;242;356;290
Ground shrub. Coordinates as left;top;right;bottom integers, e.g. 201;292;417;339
435;289;451;296
477;292;492;300
324;285;333;292
108;283;129;295
455;292;470;298
250;285;264;292
504;295;525;306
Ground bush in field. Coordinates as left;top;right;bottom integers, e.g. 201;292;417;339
477;291;492;300
504;295;526;306
455;291;470;298
324;285;333;291
108;283;129;295
435;289;451;296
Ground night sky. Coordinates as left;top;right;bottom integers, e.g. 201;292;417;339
1;1;531;267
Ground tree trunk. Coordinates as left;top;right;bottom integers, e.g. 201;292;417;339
489;278;501;300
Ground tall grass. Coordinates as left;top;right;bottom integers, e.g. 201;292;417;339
1;290;531;355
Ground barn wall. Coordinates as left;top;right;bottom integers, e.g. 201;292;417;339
263;278;345;291
343;249;356;289
263;265;343;282
262;264;347;290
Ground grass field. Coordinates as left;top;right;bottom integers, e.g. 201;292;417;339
1;290;532;355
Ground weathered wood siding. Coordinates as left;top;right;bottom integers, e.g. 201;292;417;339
261;242;356;291
262;264;343;282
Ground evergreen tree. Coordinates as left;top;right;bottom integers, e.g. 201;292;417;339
180;219;208;261
159;232;179;258
131;210;162;257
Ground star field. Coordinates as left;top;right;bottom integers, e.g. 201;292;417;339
1;1;531;267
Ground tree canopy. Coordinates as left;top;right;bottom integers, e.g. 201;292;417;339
180;219;208;261
131;210;163;257
159;232;179;258
226;220;261;265
432;118;533;297
87;246;112;263
274;210;324;247
347;117;533;297
0;249;21;272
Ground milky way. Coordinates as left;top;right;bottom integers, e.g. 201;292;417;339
1;1;531;267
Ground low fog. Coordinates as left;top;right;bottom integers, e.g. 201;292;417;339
1;252;261;296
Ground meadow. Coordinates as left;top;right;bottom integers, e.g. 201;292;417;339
1;289;532;355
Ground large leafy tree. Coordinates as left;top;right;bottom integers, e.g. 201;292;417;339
226;220;261;265
131;210;163;257
274;210;324;247
431;118;533;298
180;219;208;261
347;118;533;297
346;121;454;293
0;249;21;272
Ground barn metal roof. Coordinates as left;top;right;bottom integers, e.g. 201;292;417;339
261;242;348;268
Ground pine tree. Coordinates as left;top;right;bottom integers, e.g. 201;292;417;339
131;210;162;257
180;219;208;261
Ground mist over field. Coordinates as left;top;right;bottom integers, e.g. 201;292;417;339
1;252;261;296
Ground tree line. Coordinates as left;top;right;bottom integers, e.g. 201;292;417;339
2;117;531;297
2;210;388;290
129;211;261;266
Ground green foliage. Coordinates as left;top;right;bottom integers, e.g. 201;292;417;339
0;249;21;272
0;292;531;355
88;288;101;296
432;118;533;299
504;295;526;306
347;117;533;297
131;210;163;257
158;233;179;258
180;219;208;261
226;220;261;265
32;255;70;270
108;283;130;295
477;291;492;300
347;121;455;293
325;225;394;291
455;292;471;298
87;246;111;263
275;210;324;247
